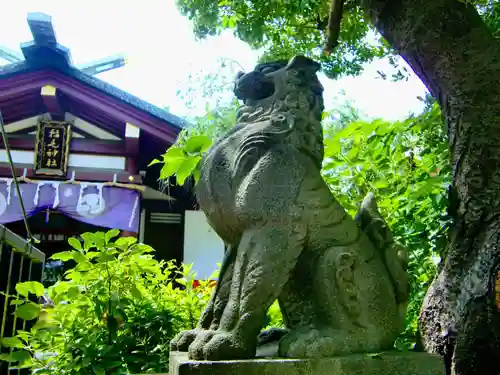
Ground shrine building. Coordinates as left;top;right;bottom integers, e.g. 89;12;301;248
0;13;225;279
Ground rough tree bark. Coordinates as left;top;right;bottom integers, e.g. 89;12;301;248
359;0;500;374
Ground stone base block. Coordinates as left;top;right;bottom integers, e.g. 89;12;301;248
168;351;445;375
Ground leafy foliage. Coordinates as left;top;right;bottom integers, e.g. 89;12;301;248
264;301;285;329
322;103;450;348
150;133;212;185
322;95;363;136
1;231;284;374
175;0;499;78
1;231;216;374
176;0;385;78
472;0;500;38
150;99;239;186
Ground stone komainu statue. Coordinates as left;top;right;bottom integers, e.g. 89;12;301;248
170;56;410;361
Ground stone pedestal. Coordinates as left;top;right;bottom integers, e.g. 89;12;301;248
169;351;446;375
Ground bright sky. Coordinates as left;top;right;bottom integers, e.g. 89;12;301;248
2;0;429;121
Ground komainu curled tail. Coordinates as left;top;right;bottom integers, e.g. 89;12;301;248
355;192;410;329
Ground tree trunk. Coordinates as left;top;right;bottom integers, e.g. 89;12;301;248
359;0;500;374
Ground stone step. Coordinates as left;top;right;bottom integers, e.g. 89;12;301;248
168;350;446;375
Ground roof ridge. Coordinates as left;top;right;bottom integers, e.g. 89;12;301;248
0;12;189;131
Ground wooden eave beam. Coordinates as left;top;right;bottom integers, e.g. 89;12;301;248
0;70;181;144
125;122;140;174
0;165;141;184
40;84;63;115
0;137;131;156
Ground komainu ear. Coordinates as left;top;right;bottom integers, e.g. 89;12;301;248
285;55;321;73
235;71;245;81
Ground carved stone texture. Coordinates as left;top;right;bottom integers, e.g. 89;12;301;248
168;351;446;375
170;55;410;361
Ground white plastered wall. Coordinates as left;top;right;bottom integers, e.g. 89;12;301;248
183;210;224;280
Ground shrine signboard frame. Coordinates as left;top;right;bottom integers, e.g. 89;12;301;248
33;120;71;177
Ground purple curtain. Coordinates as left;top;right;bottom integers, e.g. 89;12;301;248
0;181;140;232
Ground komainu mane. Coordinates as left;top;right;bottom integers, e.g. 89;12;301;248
170;55;410;361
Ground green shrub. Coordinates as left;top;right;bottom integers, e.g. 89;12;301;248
1;230;283;374
264;300;285;330
322;104;450;349
0;230;215;375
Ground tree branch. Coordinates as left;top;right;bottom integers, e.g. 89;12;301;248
324;0;345;54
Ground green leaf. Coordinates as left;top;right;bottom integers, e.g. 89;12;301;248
1;337;23;348
148;158;163;167
72;251;88;264
68;237;83;251
228;15;238;28
15;330;31;343
67;286;81;299
325;138;342;156
81;232;95;250
92;232;106;250
114;307;128;324
94;299;106;320
115;236;137;249
0;353;17;362
176;156;202;185
50;251;74;262
11;350;32;364
86;251;100;259
184;135;212;154
97;252;116;262
130;285;143;299
50;281;72;297
15;281;44;298
346;147;359;160
130;243;154;255
374;180;389;189
15;303;41;321
192;167;201;184
159;147;187;179
105;229;121;244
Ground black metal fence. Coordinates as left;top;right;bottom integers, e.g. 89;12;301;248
0;225;45;375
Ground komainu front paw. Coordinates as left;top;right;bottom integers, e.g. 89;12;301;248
188;330;216;359
190;332;256;360
170;329;201;352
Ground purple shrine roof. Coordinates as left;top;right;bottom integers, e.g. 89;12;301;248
0;13;188;149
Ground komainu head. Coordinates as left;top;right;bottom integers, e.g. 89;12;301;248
234;56;324;123
233;56;326;165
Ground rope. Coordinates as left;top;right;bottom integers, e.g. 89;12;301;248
0;110;37;244
0;176;175;201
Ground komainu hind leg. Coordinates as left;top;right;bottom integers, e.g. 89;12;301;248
278;193;402;358
278;246;397;358
170;243;236;352
188;217;307;360
279;326;395;358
